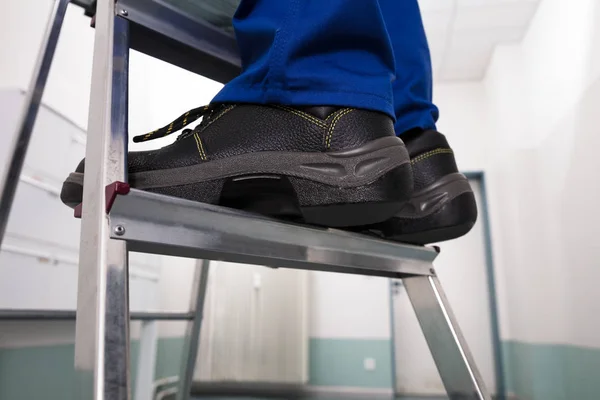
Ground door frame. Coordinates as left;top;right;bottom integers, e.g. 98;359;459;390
389;170;505;400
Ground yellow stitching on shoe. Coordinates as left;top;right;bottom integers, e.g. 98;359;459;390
411;148;453;164
200;105;236;132
183;111;190;127
199;138;207;160
194;105;236;160
326;108;354;148
214;105;236;122
286;107;326;127
324;107;348;124
274;105;327;128
193;132;207;160
325;108;353;148
324;110;340;122
193;133;202;159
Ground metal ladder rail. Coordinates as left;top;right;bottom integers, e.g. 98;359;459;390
0;0;70;247
0;1;493;399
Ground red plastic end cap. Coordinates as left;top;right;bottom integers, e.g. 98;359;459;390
72;181;130;219
105;181;130;213
74;203;83;219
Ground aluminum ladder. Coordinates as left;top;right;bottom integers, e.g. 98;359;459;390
0;1;492;399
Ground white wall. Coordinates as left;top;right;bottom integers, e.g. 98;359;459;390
434;82;491;172
426;0;600;352
480;0;600;348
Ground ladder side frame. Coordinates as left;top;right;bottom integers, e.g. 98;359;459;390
176;260;211;400
74;2;131;399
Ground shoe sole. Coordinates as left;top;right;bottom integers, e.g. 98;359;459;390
359;173;478;244
61;136;413;228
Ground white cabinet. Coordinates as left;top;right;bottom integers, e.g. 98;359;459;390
195;262;308;384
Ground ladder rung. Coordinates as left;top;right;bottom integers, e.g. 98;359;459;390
120;0;241;82
109;188;438;278
0;309;194;321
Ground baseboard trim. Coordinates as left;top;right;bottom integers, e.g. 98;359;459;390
306;385;394;396
190;382;514;399
191;381;305;398
190;381;394;399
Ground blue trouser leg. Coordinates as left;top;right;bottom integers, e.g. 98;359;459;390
212;0;396;118
212;0;439;133
379;0;439;134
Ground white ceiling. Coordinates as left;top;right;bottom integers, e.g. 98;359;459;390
418;0;541;81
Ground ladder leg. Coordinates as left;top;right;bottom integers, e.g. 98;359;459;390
74;2;131;399
403;274;492;400
0;0;69;247
176;260;210;400
389;279;401;395
134;321;159;400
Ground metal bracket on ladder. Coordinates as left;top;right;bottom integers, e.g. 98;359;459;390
0;0;492;399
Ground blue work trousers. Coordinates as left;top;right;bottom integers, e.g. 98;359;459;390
213;0;439;134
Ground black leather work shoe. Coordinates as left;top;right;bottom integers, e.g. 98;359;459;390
358;130;478;244
61;104;414;228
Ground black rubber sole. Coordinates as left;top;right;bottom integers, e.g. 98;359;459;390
293;164;412;226
62;165;412;228
222;164;413;227
61;182;84;209
61;138;413;228
386;193;477;244
356;174;478;244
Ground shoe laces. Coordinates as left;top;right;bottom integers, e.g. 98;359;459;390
132;104;222;143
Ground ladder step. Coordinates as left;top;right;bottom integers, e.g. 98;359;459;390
108;188;438;277
122;0;241;82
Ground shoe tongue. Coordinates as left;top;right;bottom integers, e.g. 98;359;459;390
297;106;340;119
